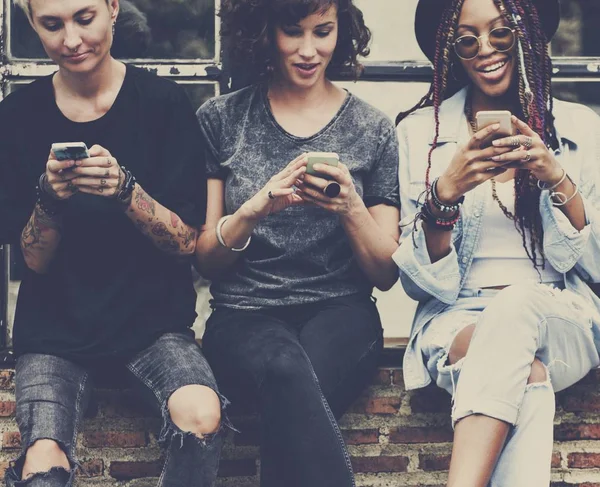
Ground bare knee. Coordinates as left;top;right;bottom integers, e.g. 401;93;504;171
168;385;222;437
527;358;547;384
448;324;476;365
22;439;70;479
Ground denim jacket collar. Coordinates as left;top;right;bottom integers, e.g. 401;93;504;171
429;87;580;147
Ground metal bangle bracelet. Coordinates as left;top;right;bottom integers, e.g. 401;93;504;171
215;215;251;252
537;168;567;191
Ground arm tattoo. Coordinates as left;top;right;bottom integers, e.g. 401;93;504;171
170;211;180;228
134;189;156;216
151;222;170;237
129;187;198;255
178;226;198;248
20;205;61;264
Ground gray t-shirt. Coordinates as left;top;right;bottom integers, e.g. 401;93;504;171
197;84;399;309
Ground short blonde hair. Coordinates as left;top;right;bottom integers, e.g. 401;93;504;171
13;0;29;13
14;0;110;20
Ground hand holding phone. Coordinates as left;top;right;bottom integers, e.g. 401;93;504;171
51;142;90;161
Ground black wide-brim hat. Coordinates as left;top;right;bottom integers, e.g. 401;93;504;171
415;0;560;63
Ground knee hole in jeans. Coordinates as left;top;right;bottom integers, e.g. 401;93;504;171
168;385;222;438
528;358;547;384
448;324;476;365
22;439;70;479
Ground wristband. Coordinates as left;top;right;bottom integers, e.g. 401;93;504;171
216;215;251;252
36;173;65;216
115;166;136;205
430;177;464;213
419;200;459;231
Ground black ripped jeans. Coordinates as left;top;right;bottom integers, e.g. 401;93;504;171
202;294;384;487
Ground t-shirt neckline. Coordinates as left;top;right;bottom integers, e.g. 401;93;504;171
49;63;131;126
260;83;352;142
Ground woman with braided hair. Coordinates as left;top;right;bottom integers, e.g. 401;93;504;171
394;0;600;485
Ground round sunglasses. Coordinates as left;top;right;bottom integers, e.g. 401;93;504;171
453;26;516;60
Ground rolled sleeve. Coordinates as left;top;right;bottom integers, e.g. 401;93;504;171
541;189;600;281
393;219;461;304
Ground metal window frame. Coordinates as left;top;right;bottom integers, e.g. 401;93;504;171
2;0;600;356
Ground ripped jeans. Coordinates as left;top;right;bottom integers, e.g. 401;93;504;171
420;282;600;487
6;332;229;487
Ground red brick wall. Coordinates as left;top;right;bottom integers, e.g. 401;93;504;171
1;367;600;486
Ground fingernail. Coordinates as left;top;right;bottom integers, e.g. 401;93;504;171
492;140;500;146
75;160;82;166
492;123;500;130
492;156;501;161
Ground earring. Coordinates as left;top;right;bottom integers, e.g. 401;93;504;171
112;21;116;37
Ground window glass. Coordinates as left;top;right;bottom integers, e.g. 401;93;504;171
180;83;218;110
551;0;600;57
553;80;600;115
354;0;425;62
10;0;216;60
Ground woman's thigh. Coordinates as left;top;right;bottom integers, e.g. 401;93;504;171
299;294;384;418
420;306;484;396
202;308;307;400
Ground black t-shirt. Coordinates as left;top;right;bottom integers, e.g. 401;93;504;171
0;65;207;364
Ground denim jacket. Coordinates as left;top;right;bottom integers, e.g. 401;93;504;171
393;87;600;391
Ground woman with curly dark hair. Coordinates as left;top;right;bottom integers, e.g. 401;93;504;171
195;0;400;485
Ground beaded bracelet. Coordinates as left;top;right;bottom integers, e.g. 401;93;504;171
430;177;465;213
419;200;460;231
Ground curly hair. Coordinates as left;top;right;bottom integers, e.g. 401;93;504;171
220;0;371;81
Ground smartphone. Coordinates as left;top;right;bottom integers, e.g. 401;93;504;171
475;111;513;148
305;152;339;180
51;142;90;161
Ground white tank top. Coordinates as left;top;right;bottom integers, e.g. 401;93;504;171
463;179;563;289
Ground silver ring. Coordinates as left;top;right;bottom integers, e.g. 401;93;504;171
523;136;533;150
323;182;341;198
510;136;521;148
268;190;275;200
101;179;107;186
523;151;532;163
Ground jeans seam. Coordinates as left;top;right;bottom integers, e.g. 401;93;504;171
126;362;164;412
326;336;383;405
157;444;171;487
71;371;89;458
302;350;355;487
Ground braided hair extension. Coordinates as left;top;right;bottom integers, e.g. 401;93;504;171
398;0;558;269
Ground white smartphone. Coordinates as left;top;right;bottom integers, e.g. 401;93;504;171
51;142;90;161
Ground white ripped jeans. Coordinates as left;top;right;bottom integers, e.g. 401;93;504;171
420;282;600;487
